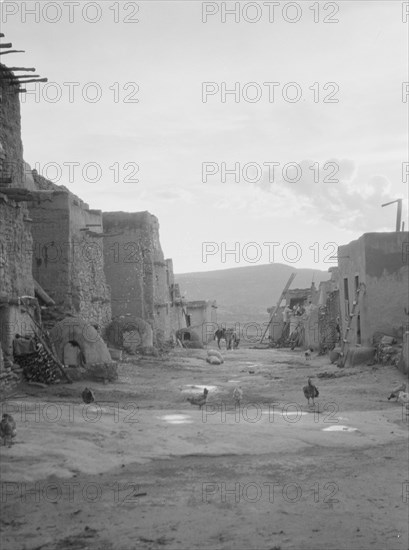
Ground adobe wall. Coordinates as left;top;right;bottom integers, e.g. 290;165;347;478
363;232;409;341
30;191;71;311
0;65;37;391
103;211;175;345
0;202;34;300
186;301;217;343
338;235;368;346
29;186;111;329
0;64;24;185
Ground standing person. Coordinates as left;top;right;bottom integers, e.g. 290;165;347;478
283;305;291;324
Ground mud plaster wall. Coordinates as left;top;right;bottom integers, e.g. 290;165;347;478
30;190;111;329
103;212;176;344
0;203;34;299
338;232;409;346
364;233;409;341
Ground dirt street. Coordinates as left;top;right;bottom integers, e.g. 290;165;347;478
1;346;408;550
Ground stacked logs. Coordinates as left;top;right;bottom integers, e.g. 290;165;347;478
15;337;61;384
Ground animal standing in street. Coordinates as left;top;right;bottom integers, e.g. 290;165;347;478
303;377;319;406
0;414;17;447
305;348;314;361
82;387;96;404
387;383;406;401
233;386;243;405
214;329;226;350
187;388;209;409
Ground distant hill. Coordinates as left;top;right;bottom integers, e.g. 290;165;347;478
175;264;331;325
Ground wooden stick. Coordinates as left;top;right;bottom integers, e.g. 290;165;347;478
0;50;25;56
5;67;36;72
0;43;13;49
16;78;48;84
1;74;40;80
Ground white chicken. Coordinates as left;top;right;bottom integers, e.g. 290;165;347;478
387;383;406;401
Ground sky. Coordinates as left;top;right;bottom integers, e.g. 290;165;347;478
1;0;408;273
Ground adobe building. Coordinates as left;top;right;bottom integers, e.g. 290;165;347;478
1;46;114;388
103;212;186;346
337;232;409;348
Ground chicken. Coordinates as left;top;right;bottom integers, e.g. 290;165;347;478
82;387;95;404
187;388;209;409
303;378;319;405
233;386;243;405
387;383;406;401
0;414;17;448
305;348;314;361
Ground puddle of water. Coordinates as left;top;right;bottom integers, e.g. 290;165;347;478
157;414;194;425
181;385;217;393
322;425;357;432
261;410;309;416
227;380;242;384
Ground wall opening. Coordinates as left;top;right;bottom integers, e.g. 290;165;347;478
63;340;85;367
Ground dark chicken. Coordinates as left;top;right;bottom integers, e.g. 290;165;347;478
187;388;209;409
303;378;319;405
82;387;95;404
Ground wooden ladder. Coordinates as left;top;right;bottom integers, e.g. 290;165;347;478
338;287;360;367
260;272;296;344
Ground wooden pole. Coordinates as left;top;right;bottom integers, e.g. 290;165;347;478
16;78;48;84
0;43;13;49
0;74;40;80
0;50;25;56
6;67;36;72
396;199;402;232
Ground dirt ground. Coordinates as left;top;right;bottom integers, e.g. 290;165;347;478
0;345;408;550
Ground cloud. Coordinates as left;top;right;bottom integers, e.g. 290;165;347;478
248;158;403;231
